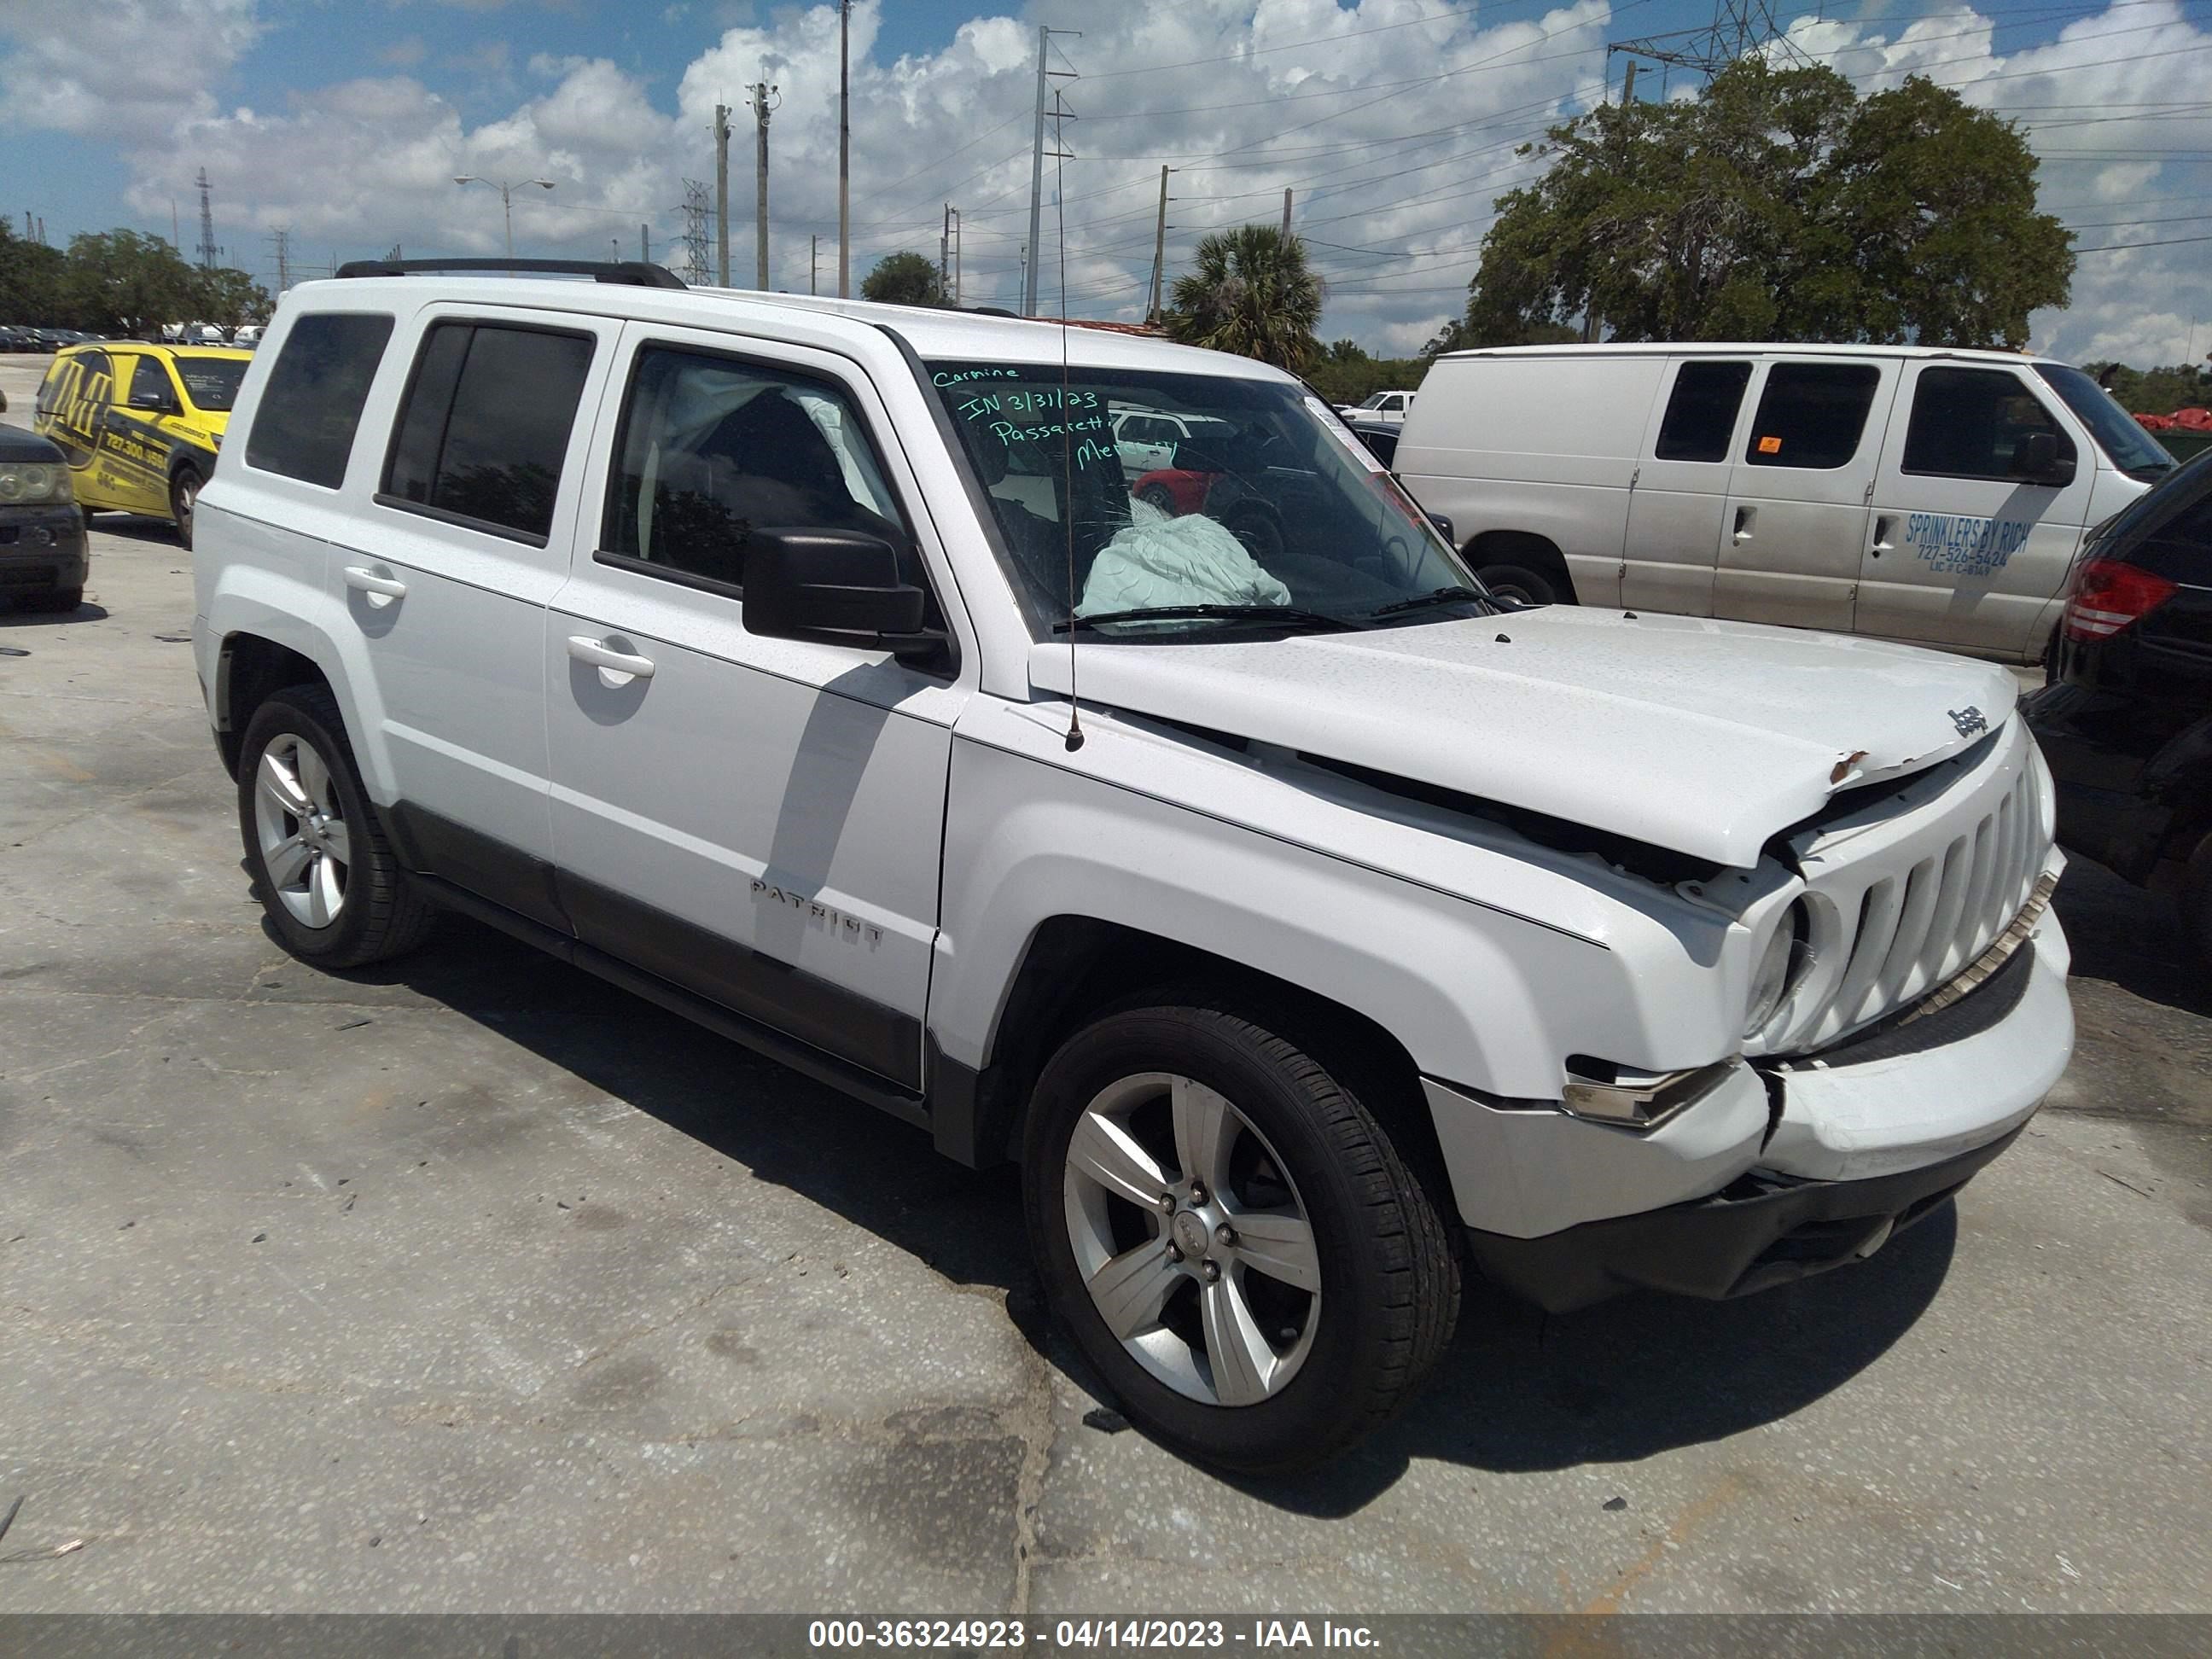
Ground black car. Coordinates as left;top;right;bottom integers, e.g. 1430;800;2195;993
2024;448;2212;958
0;423;89;612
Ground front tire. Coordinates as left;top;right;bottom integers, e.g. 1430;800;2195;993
20;586;82;614
1023;997;1459;1474
236;685;435;969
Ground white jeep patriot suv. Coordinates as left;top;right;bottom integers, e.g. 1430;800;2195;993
193;259;2072;1473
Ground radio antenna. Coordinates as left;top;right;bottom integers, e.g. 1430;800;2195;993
1051;39;1084;752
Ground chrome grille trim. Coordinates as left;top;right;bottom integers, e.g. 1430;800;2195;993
1747;721;2054;1058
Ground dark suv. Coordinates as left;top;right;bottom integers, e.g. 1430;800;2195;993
2024;449;2212;958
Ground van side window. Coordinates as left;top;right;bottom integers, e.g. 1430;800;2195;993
1903;368;2073;482
382;322;594;543
602;345;910;596
245;313;395;489
1744;363;1882;470
1655;361;1752;462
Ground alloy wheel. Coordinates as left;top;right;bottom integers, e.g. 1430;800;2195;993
1062;1071;1322;1406
253;734;351;929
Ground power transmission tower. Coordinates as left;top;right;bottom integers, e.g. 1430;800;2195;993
268;227;291;293
195;167;219;268
1610;0;1812;83
679;179;712;286
1022;26;1080;317
749;80;779;289
713;102;733;286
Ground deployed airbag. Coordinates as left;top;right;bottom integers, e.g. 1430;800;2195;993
1078;499;1290;616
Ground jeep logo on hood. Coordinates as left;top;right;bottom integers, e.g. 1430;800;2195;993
1949;706;1989;738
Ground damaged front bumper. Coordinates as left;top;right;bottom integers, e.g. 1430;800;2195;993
1428;903;2072;1313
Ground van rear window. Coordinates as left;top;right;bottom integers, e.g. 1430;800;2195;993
1743;363;1882;470
245;314;396;489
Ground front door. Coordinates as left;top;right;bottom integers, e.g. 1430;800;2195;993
1711;358;1901;634
1856;362;2096;659
108;354;183;517
544;325;964;1091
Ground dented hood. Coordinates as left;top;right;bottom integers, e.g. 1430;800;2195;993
1028;605;2019;868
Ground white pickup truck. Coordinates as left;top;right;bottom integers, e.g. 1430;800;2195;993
192;261;2071;1472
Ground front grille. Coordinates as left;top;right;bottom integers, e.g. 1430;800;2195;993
1749;725;2053;1057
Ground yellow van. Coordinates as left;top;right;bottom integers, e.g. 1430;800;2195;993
32;343;249;547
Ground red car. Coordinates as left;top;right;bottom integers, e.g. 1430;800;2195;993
1130;466;1215;516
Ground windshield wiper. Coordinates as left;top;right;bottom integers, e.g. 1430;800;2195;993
1366;585;1493;620
1054;604;1361;634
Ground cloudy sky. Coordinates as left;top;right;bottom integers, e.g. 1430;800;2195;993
3;0;2209;364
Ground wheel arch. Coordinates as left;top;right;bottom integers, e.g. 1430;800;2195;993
929;915;1457;1217
1463;528;1578;604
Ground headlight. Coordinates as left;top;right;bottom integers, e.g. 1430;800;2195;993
0;464;68;504
1744;900;1809;1037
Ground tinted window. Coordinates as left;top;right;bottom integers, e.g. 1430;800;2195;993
1903;368;2071;480
126;356;177;409
246;313;395;489
603;345;908;593
1744;363;1882;470
172;354;247;412
1655;360;1751;463
384;322;593;541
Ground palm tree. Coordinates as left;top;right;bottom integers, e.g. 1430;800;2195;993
1167;225;1324;372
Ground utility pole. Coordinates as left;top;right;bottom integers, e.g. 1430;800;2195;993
749;80;778;288
640;223;649;263
172;199;181;254
941;203;952;300
811;233;818;295
1147;166;1173;323
1021;26;1081;317
1281;189;1292;236
713;102;732;286
838;0;851;298
952;208;961;306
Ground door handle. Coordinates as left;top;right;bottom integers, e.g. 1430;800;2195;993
568;634;656;684
342;565;407;607
1732;506;1755;545
1871;515;1895;556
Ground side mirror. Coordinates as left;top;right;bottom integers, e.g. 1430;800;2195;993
1427;511;1454;544
130;387;177;413
741;527;928;643
2012;431;2075;488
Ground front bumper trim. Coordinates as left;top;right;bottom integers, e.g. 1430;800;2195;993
1464;1126;2021;1313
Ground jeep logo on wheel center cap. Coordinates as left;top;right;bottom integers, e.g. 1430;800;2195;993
1172;1210;1210;1258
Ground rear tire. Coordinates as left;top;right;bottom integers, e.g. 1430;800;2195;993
21;586;83;614
1474;561;1557;607
170;468;201;550
2180;829;2212;968
1023;994;1459;1474
236;684;436;969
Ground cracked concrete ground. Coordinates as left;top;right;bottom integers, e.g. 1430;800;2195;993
3;359;2208;1614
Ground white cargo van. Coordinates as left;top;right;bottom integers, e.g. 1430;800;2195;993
1396;344;2177;661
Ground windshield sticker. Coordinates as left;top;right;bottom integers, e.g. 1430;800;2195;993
1905;512;2035;577
1306;395;1387;473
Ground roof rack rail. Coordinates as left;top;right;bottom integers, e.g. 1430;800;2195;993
332;257;686;290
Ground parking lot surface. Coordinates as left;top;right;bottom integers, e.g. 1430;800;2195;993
3;357;2208;1613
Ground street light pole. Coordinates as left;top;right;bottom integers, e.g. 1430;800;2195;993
452;175;556;260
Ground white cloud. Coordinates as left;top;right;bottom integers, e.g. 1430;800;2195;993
3;2;2206;360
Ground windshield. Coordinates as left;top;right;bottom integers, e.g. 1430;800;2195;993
928;360;1479;637
2034;363;2174;480
174;354;247;412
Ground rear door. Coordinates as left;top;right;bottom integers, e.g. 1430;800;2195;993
342;306;620;928
1621;357;1755;617
1712;358;1900;634
1855;362;2096;658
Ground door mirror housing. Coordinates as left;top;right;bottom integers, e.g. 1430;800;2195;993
130;386;178;413
1426;510;1454;544
2011;431;2076;488
740;527;929;644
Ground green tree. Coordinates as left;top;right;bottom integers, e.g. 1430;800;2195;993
1166;224;1324;372
60;230;202;335
188;265;273;329
860;250;945;307
0;221;69;326
1467;59;2070;350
